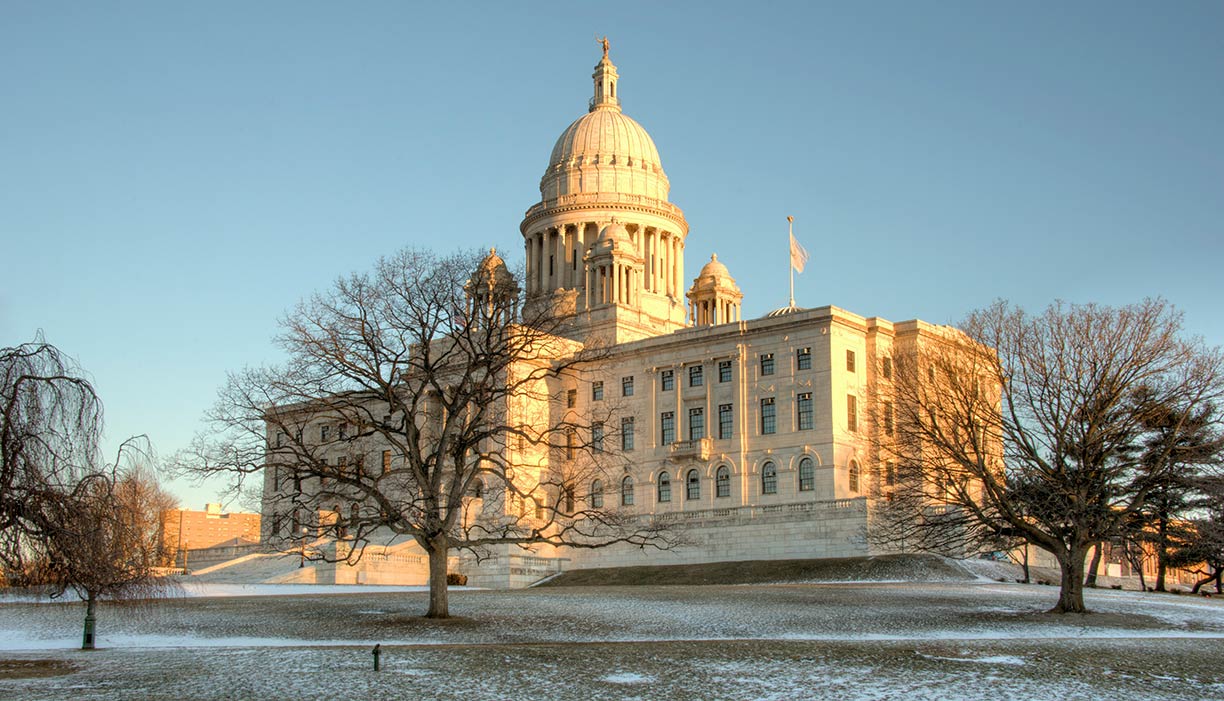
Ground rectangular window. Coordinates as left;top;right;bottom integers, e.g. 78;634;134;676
761;397;776;435
846;349;856;372
689;364;703;387
621;417;635;451
718;360;732;383
592;381;604;402
661;411;675;444
760;353;775;376
567;389;577;408
797;347;811;371
382;450;391;475
718;404;733;440
885;460;896;487
592;422;604;453
622;376;634;397
884;401;894;436
276;432;285;448
320;425;330;442
882;356;893;380
566;429;576;460
338;424;347;440
847;395;858;432
689;407;705;441
661;369;674;391
797;392;813;430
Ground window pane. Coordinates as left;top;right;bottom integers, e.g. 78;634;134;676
567;389;577;408
592;381;604;401
621;477;634;505
718;403;733;439
658;472;671;503
760;353;775;376
846;350;856;372
847;395;857;433
761;397;776;435
689;407;704;441
591;480;604;509
797;392;813;431
719;360;732;383
689;365;703;387
661;411;675;444
621;416;635;451
592;422;604;452
799;457;814;491
797;347;811;371
622;376;634;397
661;369;674;391
762;463;777;494
716;466;730;497
686;469;700;500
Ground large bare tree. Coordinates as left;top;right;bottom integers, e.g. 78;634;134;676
186;248;675;617
2;341;177;647
1;340;104;570
871;299;1224;613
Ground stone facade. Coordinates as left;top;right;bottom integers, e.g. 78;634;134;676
260;46;966;588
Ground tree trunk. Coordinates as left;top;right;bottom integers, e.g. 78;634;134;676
1155;516;1168;592
1052;547;1088;613
1021;546;1030;584
1085;542;1103;588
82;591;97;650
425;542;450;619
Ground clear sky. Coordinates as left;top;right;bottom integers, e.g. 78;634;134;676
3;2;1221;509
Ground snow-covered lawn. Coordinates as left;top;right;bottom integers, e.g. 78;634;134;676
2;581;1222;700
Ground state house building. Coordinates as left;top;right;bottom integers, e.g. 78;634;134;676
261;47;960;587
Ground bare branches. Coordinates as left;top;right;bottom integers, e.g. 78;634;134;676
182;248;674;617
870;298;1224;612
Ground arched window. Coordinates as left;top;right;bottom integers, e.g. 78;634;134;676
471;479;485;499
686;469;701;500
716;466;730;498
621;476;635;506
762;462;777;495
848;460;861;493
799;457;815;492
591;479;604;509
657;471;672;503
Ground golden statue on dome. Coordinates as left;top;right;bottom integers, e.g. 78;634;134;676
597;35;609;59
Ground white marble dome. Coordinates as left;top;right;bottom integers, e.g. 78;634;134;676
538;54;671;202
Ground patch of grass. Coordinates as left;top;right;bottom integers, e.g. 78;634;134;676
538;553;974;587
0;658;76;679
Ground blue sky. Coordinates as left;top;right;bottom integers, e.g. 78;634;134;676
3;2;1221;509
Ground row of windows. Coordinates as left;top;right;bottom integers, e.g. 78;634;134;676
608;457;822;506
564;391;856;456
574;347;900;408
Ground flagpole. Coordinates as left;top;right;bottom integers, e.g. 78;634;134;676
787;215;795;308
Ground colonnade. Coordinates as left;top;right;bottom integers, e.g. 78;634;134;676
689;297;742;326
523;222;685;304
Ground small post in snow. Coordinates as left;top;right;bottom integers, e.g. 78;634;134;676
372;643;381;671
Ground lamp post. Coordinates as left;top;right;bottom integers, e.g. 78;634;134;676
299;527;308;568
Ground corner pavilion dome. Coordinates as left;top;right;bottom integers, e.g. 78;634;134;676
538;47;671;202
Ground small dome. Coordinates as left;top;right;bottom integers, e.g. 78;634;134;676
598;219;631;243
697;254;731;280
468;247;517;292
765;304;807;318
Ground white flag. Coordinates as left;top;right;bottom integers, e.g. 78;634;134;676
790;233;809;273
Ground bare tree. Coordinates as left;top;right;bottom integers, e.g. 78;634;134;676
34;448;178;649
1166;474;1224;595
184;248;676;618
1;339;104;569
871;299;1224;613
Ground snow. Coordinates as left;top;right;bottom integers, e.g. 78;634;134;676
2;580;1223;700
601;672;655;684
